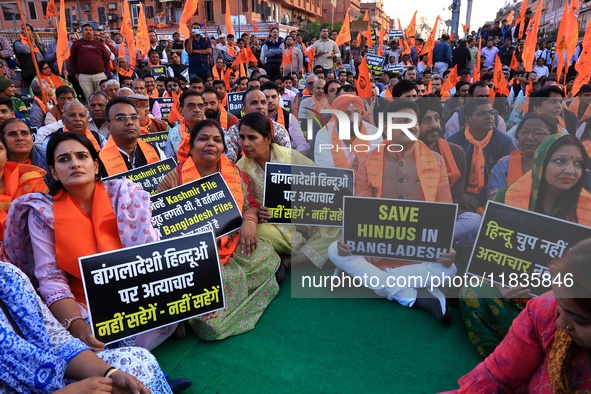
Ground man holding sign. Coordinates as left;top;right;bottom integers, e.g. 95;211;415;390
328;98;457;324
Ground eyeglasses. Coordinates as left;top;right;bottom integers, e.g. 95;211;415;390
518;129;550;139
110;114;140;122
167;83;178;88
473;110;495;118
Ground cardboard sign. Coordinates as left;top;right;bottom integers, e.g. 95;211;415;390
150;97;174;119
389;30;404;40
466;201;591;296
366;47;377;55
150;172;242;239
343;197;457;263
103;158;177;195
226;91;244;118
263;163;354;227
366;54;385;77
150;65;168;78
139;131;169;157
80;232;224;344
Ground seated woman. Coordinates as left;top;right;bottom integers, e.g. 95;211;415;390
0;118;49;174
487;113;558;200
0;261;172;393
156;119;280;341
460;134;591;358
236;112;341;269
456;238;591;392
4;132;176;351
31;61;67;96
0;130;47;240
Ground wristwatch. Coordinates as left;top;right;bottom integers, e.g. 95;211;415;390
61;315;84;329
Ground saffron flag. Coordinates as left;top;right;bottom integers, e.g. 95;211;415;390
517;0;529;39
225;0;234;36
364;11;372;47
136;3;150;56
120;0;136;69
555;0;570;84
507;10;514;25
419;16;440;66
572;12;591;96
405;11;417;46
510;50;519;71
493;55;510;96
45;0;56;19
565;0;580;81
377;28;388;57
335;9;351;47
356;31;361;46
179;0;198;40
355;57;372;98
450;32;455;42
397;19;402;31
56;0;69;74
521;0;544;72
440;65;457;95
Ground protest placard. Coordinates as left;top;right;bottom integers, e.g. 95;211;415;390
263;163;353;227
227;92;244;118
139;131;169;156
366;54;385;77
80;232;224;344
466;201;591;296
103;158;177;195
389;30;404;40
150;97;174;119
342;197;457;263
150;172;243;239
366;47;377;55
150;65;168;78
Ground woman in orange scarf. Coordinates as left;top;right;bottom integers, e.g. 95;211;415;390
487;113;558;200
156;119;280;341
30;61;67;96
0;132;47;241
460;134;591;358
0;119;50;178
4;132;176;352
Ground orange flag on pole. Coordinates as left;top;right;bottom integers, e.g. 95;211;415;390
179;0;198;40
136;3;150;56
356;31;362;46
419;16;440;66
397;19;402;31
45;0;56;19
572;14;591;96
355;57;373;98
493;55;510;96
517;0;529;39
555;0;570;84
521;0;544;72
56;0;69;74
510;50;519;71
565;0;580;81
440;65;457;95
507;10;514;25
335;9;351;47
225;0;234;36
377;28;388;57
405;11;417;46
120;0;136;69
364;11;372;47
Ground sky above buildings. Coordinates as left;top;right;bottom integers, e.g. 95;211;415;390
383;0;508;35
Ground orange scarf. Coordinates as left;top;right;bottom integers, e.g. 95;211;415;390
218;106;228;130
305;47;315;73
366;141;440;201
63;127;102;153
99;137;160;176
464;126;493;194
568;98;591;122
313;97;327;112
167;91;182;124
53;182;123;303
583;139;591;158
180;156;244;264
176;121;192;163
227;46;238;57
40;73;65;90
0;162;47;241
504;171;591;226
330;122;368;169
437;138;461;188
140;117;153;135
118;68;134;78
507;150;524;185
34;96;48;115
282;47;293;67
147;88;159;98
274;108;286;129
212;66;225;81
20;34;40;54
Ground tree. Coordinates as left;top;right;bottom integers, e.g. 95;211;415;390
298;21;343;43
416;16;432;39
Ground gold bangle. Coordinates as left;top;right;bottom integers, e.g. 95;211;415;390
243;216;258;223
104;367;119;378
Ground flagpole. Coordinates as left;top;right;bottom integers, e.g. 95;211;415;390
14;0;47;103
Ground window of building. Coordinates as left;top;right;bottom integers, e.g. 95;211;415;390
98;6;106;23
205;1;214;22
145;5;154;18
41;1;47;16
221;0;226;13
130;3;139;26
242;0;248;12
2;3;20;21
28;1;37;19
323;8;326;14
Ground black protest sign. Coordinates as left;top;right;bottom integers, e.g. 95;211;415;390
343;197;457;263
366;47;377;55
150;65;168;78
389;30;404;40
227;92;244;117
150;172;242;239
139;131;169;156
80;232;224;345
366;54;385;76
466;201;591;296
282;100;292;113
103;158;177;196
150;98;174;119
263;163;354;227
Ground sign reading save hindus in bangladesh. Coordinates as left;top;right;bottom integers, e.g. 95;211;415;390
365;54;385;77
139;131;169;156
263;163;354;227
466;201;591;297
103;158;177;195
342;197;457;263
150;172;243;239
80;232;224;345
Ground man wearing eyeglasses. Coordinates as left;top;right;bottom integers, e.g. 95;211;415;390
99;97;162;177
448;97;516;213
